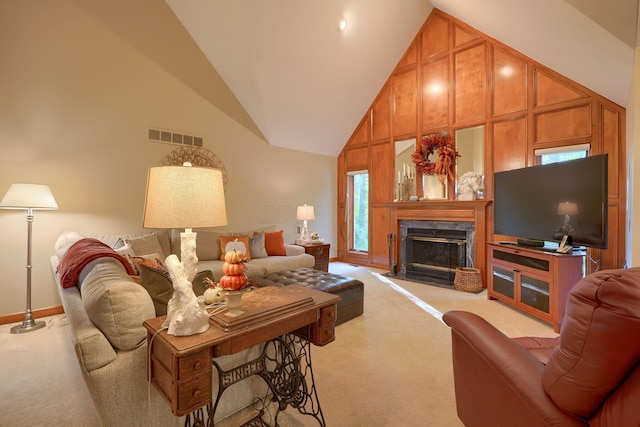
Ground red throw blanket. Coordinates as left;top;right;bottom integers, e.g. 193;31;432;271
57;238;135;288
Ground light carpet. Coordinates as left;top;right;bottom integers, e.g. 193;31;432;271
0;263;557;426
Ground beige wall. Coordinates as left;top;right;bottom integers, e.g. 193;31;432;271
0;1;337;315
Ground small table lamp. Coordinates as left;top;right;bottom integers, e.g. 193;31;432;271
142;163;227;336
0;183;58;334
297;204;315;243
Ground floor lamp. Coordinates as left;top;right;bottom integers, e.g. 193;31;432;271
0;183;58;334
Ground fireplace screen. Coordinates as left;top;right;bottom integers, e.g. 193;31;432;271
403;227;468;286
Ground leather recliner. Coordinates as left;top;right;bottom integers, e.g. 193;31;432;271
443;267;640;427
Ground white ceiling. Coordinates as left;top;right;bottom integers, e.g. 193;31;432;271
166;0;638;157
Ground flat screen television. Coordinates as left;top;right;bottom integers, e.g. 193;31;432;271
493;154;608;249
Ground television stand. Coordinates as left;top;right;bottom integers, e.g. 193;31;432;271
487;243;584;332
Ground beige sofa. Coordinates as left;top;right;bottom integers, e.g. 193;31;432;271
51;228;315;426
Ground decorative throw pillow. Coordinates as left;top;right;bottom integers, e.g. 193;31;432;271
55;231;85;259
250;232;269;259
169;229;222;261
264;230;286;256
219;235;252;261
114;243;138;273
138;265;214;316
132;253;166;271
124;233;165;258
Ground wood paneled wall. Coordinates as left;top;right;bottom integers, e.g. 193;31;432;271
337;9;626;274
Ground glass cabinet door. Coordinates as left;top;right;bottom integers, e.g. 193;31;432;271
520;275;550;314
492;266;515;299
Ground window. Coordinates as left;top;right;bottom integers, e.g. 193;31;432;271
348;171;369;252
535;143;589;165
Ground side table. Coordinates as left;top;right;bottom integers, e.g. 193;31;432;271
144;285;340;426
299;243;330;271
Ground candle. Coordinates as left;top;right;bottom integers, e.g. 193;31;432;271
398;171;401;185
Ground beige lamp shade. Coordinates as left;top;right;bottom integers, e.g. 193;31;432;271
557;202;578;216
143;165;227;229
0;183;58;210
296;204;315;221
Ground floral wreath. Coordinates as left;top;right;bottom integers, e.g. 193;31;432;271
411;132;460;183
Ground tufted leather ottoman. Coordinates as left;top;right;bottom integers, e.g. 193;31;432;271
252;268;364;325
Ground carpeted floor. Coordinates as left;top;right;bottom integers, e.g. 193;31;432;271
0;263;557;426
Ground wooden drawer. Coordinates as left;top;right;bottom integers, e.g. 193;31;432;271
177;376;211;415
312;305;336;346
178;350;211;380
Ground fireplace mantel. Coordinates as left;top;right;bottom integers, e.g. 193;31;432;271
389;200;491;286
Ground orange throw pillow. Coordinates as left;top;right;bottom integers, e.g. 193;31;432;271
263;230;286;256
219;235;251;261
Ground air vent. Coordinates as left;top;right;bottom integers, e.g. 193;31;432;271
148;128;203;147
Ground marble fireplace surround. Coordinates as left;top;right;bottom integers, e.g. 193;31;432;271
390;200;490;286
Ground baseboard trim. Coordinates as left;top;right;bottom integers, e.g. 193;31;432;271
0;306;64;326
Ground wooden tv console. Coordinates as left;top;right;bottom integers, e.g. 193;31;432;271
487;242;584;332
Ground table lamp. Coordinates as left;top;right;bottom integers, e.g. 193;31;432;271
297;204;315;243
0;183;58;334
143;163;227;335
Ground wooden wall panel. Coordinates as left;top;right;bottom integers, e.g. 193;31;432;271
534;104;591;143
349;115;370;146
535;70;587;107
346;146;368;170
337;152;347;259
370;206;391;268
372;84;391;140
421;13;449;59
397;40;418;69
370;142;393;202
394;69;418;136
454;44;486;124
602;105;621;199
422;58;449;130
492;47;527;116
492;118;527;173
454;24;480;47
336;9;626;273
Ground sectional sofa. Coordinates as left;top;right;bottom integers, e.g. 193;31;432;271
51;228;315;426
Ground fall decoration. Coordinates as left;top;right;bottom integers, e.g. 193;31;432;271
219;249;248;291
222;261;246;276
219;274;248;290
224;249;245;264
412;132;460;183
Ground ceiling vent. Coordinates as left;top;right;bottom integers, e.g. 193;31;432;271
148;128;203;147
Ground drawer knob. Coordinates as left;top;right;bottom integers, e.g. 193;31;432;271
193;361;202;369
193;390;200;398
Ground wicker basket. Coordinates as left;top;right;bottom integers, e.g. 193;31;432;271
454;267;483;293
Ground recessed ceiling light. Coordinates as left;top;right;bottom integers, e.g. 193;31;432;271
338;17;348;32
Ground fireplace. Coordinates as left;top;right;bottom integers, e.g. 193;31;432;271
399;220;475;287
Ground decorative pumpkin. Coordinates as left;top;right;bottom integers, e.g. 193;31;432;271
222;261;245;276
219;274;248;291
203;285;225;304
224;249;244;264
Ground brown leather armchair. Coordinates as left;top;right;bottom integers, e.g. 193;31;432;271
443;267;640;427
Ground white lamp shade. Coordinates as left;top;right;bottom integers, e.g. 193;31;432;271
296;204;315;221
0;183;58;210
143;166;227;229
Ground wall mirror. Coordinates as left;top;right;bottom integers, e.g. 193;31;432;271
395;137;447;200
455;125;484;199
395;138;415;200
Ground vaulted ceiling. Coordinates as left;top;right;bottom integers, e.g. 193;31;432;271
166;0;638;157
